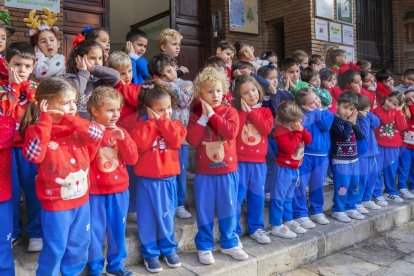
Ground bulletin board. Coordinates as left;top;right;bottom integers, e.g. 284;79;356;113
229;0;259;34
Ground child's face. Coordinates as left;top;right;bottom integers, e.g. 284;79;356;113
309;74;321;88
284;64;300;83
405;91;414;105
239;82;259;106
160;65;177;82
350;74;362;93
303;91;321;110
0;27;7;53
118;65;133;85
6;55;34;81
267;55;278;65
238;45;255;62
311;60;325;72
383;96;400;111
95;31;110;56
150;95;172;118
48;90;77;116
199;82;223;108
216;48;234;66
362;72;374;84
37;30;60;57
331;74;338;86
131;37;148;56
300;57;309;69
337;102;356;120
265;69;278;88
161;37;181;57
86;47;104;66
92;98;121;128
401;74;414;88
382;76;394;87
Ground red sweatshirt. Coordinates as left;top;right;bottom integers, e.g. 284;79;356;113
114;81;140;121
131;117;187;178
0;56;7;81
23;112;103;211
327;86;343;114
89;127;138;194
331;62;359;75
0;115;16;202
187;104;240;174
274;125;312;169
402;104;414;149
361;87;376;110
236;106;273;163
375;81;392;108
374;105;407;148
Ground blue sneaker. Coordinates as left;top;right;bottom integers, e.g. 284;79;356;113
144;257;163;273
107;268;133;276
164;253;182;268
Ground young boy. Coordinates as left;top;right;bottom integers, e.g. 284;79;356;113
234;40;268;71
125;28;149;84
280;57;309;96
395;69;414;94
215;40;235;83
309;54;325;73
330;92;365;223
0;10;15;80
292;50;309;72
375;69;395;107
159;28;189;78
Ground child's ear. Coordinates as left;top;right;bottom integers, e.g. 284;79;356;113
91;107;99;118
251;46;255;53
160;44;166;52
57;39;61;49
216;47;221;55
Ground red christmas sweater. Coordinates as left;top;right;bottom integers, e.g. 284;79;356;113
327;86;343;114
402;104;414;149
374;105;407;148
131;117;187;178
274;125;312;169
114;81;140;121
23;112;103;211
375;81;392;108
89;127;138;194
236;106;273;163
0;115;16;202
331;62;359;75
187;104;240;175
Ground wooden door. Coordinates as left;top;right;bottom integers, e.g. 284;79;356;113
62;0;110;57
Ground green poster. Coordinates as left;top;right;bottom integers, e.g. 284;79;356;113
337;0;353;25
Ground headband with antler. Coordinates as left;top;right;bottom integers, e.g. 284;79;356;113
0;10;16;35
23;8;59;36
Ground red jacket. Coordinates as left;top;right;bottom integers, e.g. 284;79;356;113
374;105;407;148
187;104;240;174
274;125;312;169
327;86;342;114
114;82;140;121
402;104;414;149
331;62;359;75
89;127;138;194
0;115;16;202
375;81;392;108
23;112;103;211
131;117;187;178
236;106;273;163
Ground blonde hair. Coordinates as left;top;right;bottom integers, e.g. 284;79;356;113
107;51;131;70
292;50;309;63
159;28;183;47
193;67;229;97
87;86;123;117
277;101;303;125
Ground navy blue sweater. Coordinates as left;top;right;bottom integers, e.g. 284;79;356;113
330;116;365;161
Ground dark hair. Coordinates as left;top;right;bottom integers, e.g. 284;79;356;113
126;28;148;42
309;54;323;67
338;69;360;90
295;88;314;106
301;67;318;83
403;68;414;77
337;91;359;106
138;80;177;116
234;40;252;58
384;91;405;106
375;69;392;82
5;41;35;62
359;69;371;82
277;101;303;124
231;60;255;74
325;47;346;68
148;53;177;77
217;40;236;53
319;67;336;81
83;28;108;41
232;75;264;111
30;29;59;48
356;59;371;70
66;40;103;73
357;94;371;111
281;57;299;71
260;51;277;61
257;64;277;79
205;56;226;70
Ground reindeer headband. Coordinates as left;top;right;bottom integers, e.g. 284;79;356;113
0;10;16;35
24;8;58;37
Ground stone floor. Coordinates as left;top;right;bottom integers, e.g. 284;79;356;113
283;221;414;276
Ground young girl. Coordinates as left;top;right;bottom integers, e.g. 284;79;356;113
86;86;138;276
20;78;103;275
301;67;332;108
375;69;395;107
0;9;15;80
233;75;273;244
339;69;375;107
292;50;309;71
360;69;377;108
234;40;268;70
325;47;359;75
373;92;407;206
82;26;111;63
130;81;186;273
320;67;342;114
260;50;278;67
65;39;120;118
187;67;248;264
294;89;333;226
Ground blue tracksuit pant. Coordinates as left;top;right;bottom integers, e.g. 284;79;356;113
294;155;328;219
177;145;189;207
397;147;414;190
269;165;298;226
265;136;277;194
88;191;129;275
358;156;378;203
194;172;239;251
0;200;14;276
11;147;42;239
236;162;266;236
36;202;90;276
331;161;359;212
374;146;400;197
127;165;138;213
136;176;177;259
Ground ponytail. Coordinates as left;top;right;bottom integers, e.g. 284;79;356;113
19;101;40;139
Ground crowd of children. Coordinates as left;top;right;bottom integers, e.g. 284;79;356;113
2;7;414;276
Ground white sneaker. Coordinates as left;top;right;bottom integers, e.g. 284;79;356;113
186;171;195;180
127;212;137;223
310;213;330;225
325;175;334;184
221;246;249;261
296;217;316;229
374;196;388;207
331;212;351;223
356;204;369;214
399;189;414;199
28;238;43;252
345;209;365;220
250;229;271;244
285;220;307;234
384;193;404;203
175;206;192;219
271;225;297;239
198;250;215;265
362;200;381;210
265;193;270;203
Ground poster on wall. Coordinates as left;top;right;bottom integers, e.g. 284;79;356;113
339;45;355;62
4;0;60;13
329;22;342;43
315;19;329;41
315;0;334;20
229;0;259;34
337;0;353;25
342;25;354;45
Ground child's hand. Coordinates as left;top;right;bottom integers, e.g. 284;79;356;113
268;84;277;94
358;111;368;118
233;69;242;78
322;80;333;89
335;56;348;66
291;122;303;131
76;55;87;71
241;99;252;113
111;127;125;140
83;56;94;73
301;105;314;112
348;109;358;124
397;103;405;111
200;99;213;115
179;66;189;74
39;100;48;112
147;107;160;120
125;41;133;55
8;67;22;85
284;74;290;90
350;82;361;93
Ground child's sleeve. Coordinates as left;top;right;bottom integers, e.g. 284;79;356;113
23;112;53;163
115;83;140;109
368;112;380;129
93;65;121;87
209;108;240;140
352;123;365;140
171;80;194;109
34;53;66;80
65;70;90;99
276;88;295;101
250;73;271;92
314;87;332;107
186;113;206;147
274;127;304;155
328;86;343;101
0;115;16;150
248;107;273;136
61;115;103;144
395;110;408;131
330;117;353;140
130;120;159;153
116;128;138;165
158;118;187;149
315;109;334;131
135;57;150;82
302;128;312;145
357;116;370;138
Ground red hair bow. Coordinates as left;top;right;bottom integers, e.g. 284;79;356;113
72;33;85;48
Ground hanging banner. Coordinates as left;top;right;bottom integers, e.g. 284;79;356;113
4;0;60;13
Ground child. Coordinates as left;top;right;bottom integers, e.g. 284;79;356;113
372;92;407;206
356;60;372;72
131;81;186;273
260;50;278;67
325;47;359;75
395;69;414;94
82;26;111;63
125;28;149;85
159;28;189;78
215;40;236;80
301;67;332;107
375;69;395;107
320;67;342;114
234;40;268;71
294;88;334;226
232;60;275;94
339;69;375;107
309;54;325;72
86;86;138;276
270;101;312;238
330;92;365;222
20;78;103;275
1;41;43;251
148;53;194;219
233;75;273;244
360;69;377;109
292;50;309;71
280;57;309;96
25;8;65;80
65;39;120;118
0;9;15;80
205;56;234;107
187;67;248;264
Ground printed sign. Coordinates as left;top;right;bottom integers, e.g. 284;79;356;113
315;19;329;41
5;0;60;13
